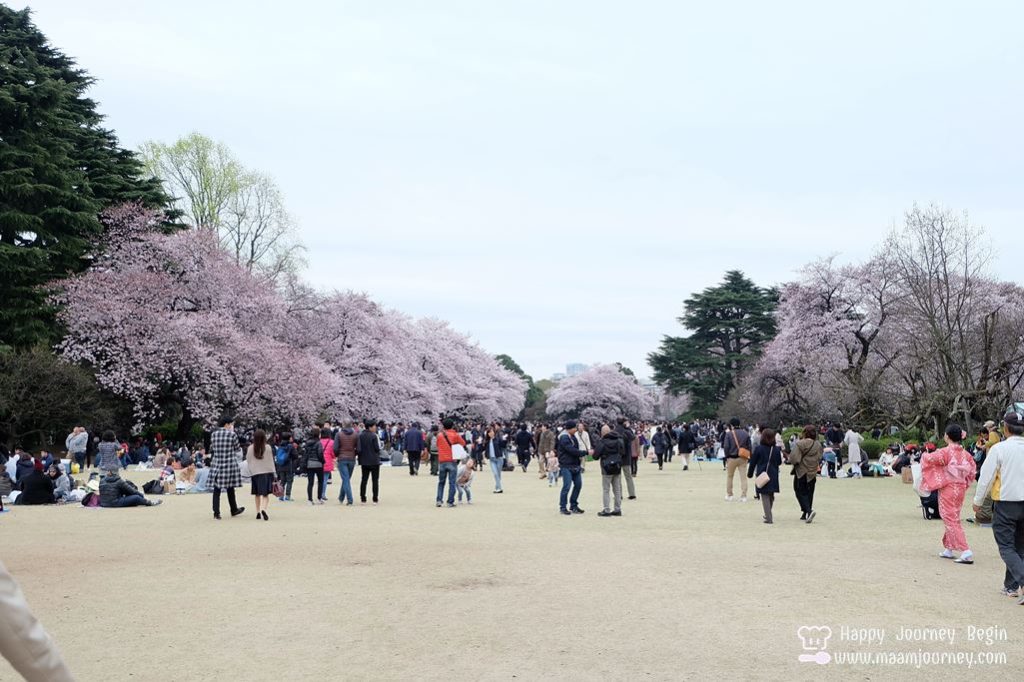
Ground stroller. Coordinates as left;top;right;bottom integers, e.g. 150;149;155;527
907;445;941;520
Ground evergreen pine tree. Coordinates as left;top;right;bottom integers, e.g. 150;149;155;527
0;7;168;349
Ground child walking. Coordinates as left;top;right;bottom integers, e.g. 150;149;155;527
546;450;559;486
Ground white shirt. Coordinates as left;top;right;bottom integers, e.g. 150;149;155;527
975;435;1024;504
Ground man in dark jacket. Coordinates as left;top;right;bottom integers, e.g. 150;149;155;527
13;451;34;487
514;425;534;472
334;422;358;504
403;423;425;476
14;460;54;505
99;472;161;507
614;418;637;499
723;417;751;502
594;426;625;517
356;420;382;504
557;421;585;516
652;427;669;470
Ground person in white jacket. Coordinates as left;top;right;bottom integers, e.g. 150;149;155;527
0;560;74;681
845;428;864;478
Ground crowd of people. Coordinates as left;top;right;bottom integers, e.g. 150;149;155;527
3;409;1023;608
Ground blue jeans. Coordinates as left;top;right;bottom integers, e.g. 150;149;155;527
321;469;332;499
559;467;582;511
109;494;146;508
437;461;457;504
489;457;504;491
338;461;355;503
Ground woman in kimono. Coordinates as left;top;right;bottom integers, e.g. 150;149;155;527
920;424;977;563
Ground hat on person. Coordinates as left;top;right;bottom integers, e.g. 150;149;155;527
564;420;577;430
87;479;100;492
1004;411;1024;428
984;420;997;430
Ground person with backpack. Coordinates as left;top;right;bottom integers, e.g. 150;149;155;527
274;433;297;501
301;427;325;505
356;420;382;504
435;419;467;508
594;425;625;517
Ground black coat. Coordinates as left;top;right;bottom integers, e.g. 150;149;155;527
556;432;582;469
652;432;669;454
747;444;782;494
594;433;626;472
356;430;381;466
17;471;54;505
514;429;533;455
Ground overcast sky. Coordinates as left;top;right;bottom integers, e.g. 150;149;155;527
22;0;1024;381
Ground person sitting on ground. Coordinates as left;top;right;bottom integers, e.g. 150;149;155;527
14;450;34;487
49;463;72;503
15;460;55;505
99;470;162;508
152;447;169;469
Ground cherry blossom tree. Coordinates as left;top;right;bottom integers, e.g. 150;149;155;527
547;364;654;423
56;204;336;435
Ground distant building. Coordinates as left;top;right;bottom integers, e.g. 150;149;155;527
551;372;566;382
566;363;588;377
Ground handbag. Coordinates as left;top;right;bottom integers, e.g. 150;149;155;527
441;431;467;461
732;430;751;460
755;447;776;488
272;479;284;498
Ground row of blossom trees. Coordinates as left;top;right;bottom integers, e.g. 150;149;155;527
55;205;525;435
740;204;1024;433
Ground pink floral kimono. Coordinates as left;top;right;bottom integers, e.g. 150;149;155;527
920;444;977;551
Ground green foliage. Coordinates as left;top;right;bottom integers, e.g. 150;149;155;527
649;270;778;417
0;7;170;349
0;347;124;449
495;353;543;418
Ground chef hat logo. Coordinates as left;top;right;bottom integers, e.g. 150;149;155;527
797;626;832;651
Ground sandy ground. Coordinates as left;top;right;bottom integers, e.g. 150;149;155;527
1;458;1021;681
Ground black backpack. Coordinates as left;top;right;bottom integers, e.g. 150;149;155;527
601;438;623;475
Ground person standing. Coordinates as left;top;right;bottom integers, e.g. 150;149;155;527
973;411;1024;603
96;430;121;474
678;423;695;471
209;415;245;520
482;426;506;493
435;419;466;507
536;424;556;479
922;424;976;563
404;422;425;476
300;427;325;505
723;417;750;502
357;420;382;505
65;426;88;472
275;433;297;501
427;425;440;476
576;421;593;473
594;425;625;517
747;428;782;524
789;425;822;523
246;429;277;521
334;421;358;505
319;428;336;502
513;424;533;473
652;426;669;470
557;421;585;516
844;427;864;477
614;418;638;499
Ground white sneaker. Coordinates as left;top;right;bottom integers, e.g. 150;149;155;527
740;496;748;503
724;495;734;501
